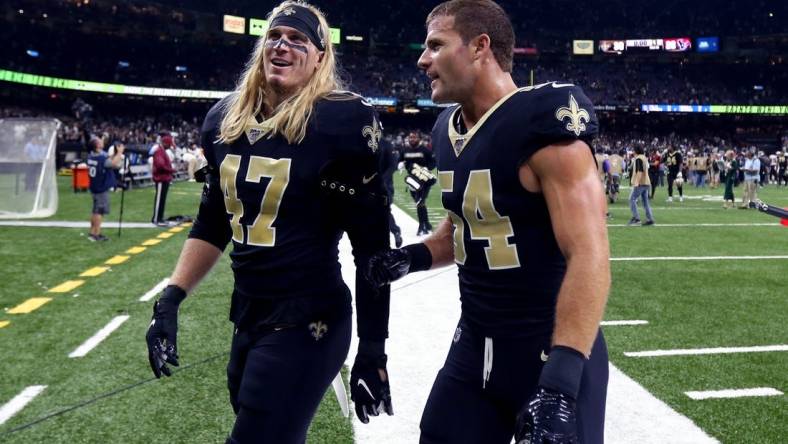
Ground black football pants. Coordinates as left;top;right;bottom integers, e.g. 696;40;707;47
151;181;170;223
420;318;608;444
226;311;351;444
411;185;432;230
667;172;683;197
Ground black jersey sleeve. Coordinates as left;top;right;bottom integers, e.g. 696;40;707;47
526;83;599;156
315;95;392;341
188;96;233;251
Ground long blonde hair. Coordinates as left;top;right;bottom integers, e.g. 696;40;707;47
218;1;343;145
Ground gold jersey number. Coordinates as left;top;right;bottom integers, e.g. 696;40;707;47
439;169;520;269
220;154;292;246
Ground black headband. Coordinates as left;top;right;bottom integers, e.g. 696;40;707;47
269;5;325;51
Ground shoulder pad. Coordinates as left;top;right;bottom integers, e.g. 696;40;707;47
312;93;378;137
521;82;598;146
202;93;235;134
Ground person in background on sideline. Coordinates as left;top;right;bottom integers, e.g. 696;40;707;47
722;150;738;209
151;134;175;226
629;144;654;226
87;137;123;241
739;149;760;209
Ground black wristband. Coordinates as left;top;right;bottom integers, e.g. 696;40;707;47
358;340;385;357
538;346;586;399
159;285;187;307
403;243;432;273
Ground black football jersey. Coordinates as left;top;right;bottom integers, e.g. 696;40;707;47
190;92;391;338
666;151;683;174
432;82;598;337
401;142;436;172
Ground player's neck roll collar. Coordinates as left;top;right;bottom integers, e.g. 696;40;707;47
270;5;325;51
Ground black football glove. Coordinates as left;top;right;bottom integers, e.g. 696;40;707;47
350;341;393;423
515;387;579;444
145;285;187;378
515;346;586;444
366;249;411;288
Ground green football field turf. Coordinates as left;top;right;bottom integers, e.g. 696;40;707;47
1;175;786;443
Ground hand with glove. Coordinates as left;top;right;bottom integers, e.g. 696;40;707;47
366;243;433;288
514;346;586;444
145;285;187;378
350;341;393;423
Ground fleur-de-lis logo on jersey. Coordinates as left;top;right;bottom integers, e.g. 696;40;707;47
309;321;328;341
555;93;590;137
362;118;382;153
282;7;296;16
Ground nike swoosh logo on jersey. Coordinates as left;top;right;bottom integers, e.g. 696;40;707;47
362;173;377;184
551;82;575;88
357;379;376;400
540;350;549;362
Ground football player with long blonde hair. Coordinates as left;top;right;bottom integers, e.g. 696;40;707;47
145;2;394;442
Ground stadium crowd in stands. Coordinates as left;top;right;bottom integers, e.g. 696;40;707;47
3;0;786;105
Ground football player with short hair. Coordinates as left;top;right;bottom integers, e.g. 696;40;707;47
367;0;610;443
145;2;393;442
665;144;683;202
401;131;437;235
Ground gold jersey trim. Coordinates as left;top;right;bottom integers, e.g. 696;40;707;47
447;87;527;157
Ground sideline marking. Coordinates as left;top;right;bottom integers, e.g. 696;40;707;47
180;222;193;227
80;267;109;277
156;232;174;239
141;239;162;246
0;320;10;328
126;246;146;254
168;227;185;233
625;344;788;358
685;387;783;400
602;320;649;326
68;315;130;358
8;297;53;314
104;255;129;265
611;255;788;262
139;278;170;302
0;385;47;425
48;280;84;293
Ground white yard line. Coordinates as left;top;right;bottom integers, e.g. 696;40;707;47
601;320;649;326
342;205;716;444
611;255;788;261
139;278;170;302
685;387;783;400
625;344;788;358
606;365;719;443
0;385;47;425
68;315;130;358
